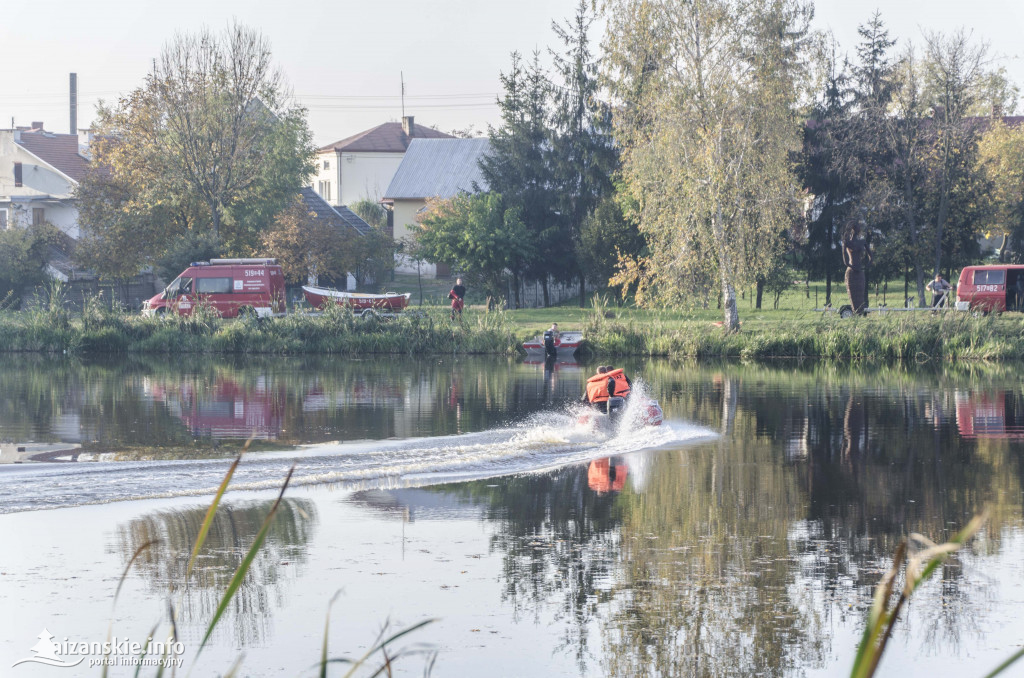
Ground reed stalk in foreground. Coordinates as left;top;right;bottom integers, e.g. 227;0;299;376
851;511;1023;678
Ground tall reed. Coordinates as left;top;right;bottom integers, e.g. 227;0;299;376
851;512;1023;678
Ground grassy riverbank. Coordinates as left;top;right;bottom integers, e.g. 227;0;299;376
573;308;1024;361
0;302;519;355
1;294;1022;360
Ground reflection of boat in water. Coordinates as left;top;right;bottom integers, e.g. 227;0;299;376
955;390;1024;439
523;331;582;358
302;285;411;313
588;457;627;493
522;357;582;370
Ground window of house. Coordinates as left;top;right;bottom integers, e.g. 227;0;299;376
14;162;23;187
975;270;1005;286
0;209;7;230
196;277;232;294
318;181;331;202
323;160;330;170
32;208;45;225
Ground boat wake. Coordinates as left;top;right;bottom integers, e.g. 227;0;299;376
0;405;715;514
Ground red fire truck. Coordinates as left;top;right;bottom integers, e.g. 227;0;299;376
143;258;285;318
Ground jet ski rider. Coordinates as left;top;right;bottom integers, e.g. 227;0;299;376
583;365;632;414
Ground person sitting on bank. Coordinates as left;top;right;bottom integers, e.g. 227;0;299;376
927;274;951;308
583;365;632;413
448;278;466;320
543;323;560;359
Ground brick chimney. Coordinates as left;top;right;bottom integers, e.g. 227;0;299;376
402;115;415;137
31;121;44;131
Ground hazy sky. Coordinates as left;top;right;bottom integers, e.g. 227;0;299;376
1;0;1021;147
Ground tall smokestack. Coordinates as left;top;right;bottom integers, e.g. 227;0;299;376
69;73;78;134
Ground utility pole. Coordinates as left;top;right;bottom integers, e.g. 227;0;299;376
400;71;405;118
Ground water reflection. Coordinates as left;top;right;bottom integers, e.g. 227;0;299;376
4;356;1024;674
113;498;317;647
587;457;627;494
956;390;1024;440
0;354;586;459
356;361;1024;676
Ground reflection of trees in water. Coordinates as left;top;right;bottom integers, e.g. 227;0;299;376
655;365;1022;663
440;470;622;674
606;410;823;677
113;498;317;647
425;362;1024;676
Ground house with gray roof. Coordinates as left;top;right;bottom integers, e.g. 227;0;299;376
382;137;490;277
312;116;453;208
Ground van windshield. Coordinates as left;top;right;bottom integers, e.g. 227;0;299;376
163;276;193;299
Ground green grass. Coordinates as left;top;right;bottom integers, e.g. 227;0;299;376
3;281;1023;361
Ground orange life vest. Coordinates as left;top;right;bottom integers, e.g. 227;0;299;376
585;369;631;403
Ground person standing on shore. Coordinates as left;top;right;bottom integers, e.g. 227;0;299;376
543;323;560;359
927;274;951;308
448;278;466;320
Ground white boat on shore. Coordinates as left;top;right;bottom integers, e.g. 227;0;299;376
522;331;583;357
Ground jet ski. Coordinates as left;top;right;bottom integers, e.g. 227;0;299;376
578;396;664;428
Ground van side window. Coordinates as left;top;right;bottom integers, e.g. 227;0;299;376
974;270;1005;285
196;277;232;294
180;278;193;295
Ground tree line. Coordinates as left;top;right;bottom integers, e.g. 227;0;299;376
415;1;1024;330
6;8;1020;330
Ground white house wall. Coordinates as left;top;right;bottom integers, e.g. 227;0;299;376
391;198;426;245
0;133;80;238
313;151;342;206
339;152;403;207
391;198;436;277
313;150;403;208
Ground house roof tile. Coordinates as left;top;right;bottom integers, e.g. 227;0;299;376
318;122;454;154
299;187;371;237
16;130;89;182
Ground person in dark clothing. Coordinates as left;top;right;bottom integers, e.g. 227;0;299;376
448;278;466;320
543;323;560;359
605;366;632;398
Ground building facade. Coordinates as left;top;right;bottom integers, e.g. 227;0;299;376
383;137;490;277
313;116;453;208
0;122;90;239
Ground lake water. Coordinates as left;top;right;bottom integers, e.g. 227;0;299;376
1;355;1022;676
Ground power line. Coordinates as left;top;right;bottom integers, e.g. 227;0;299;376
303;102;498;111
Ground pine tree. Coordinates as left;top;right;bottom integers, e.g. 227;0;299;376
480;51;556;306
802;38;853;306
549;0;618;305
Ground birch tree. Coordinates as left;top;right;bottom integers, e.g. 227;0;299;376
606;0;810;331
976;120;1024;264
